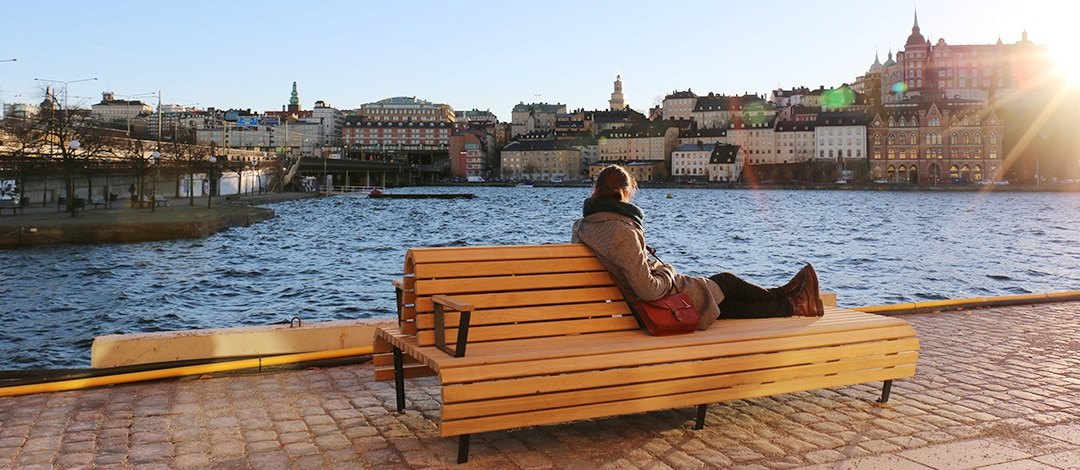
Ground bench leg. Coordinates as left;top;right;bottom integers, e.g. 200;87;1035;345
694;404;708;430
457;434;471;464
878;379;893;403
393;347;406;412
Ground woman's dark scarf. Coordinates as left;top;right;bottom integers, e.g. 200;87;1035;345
582;197;645;227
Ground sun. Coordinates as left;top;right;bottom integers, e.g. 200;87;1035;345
1049;42;1080;87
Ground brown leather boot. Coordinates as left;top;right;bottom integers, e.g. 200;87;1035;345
788;264;824;317
778;265;810;298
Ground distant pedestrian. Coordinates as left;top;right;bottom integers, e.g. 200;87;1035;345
128;183;136;203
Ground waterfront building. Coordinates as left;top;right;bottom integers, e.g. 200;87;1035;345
774;120;816;164
771;87;811;108
814;111;868;165
310;101;344;148
341;118;453;156
609;74;627;111
454;109;499;131
661;89;697;121
856;12;1055;107
510;102;566;138
448;127;496;180
358;96;454;124
867;96;1004;183
671;142;714;179
725;115;778;166
587;160;663;183
90;92;152;126
500;139;582;182
691;93;776;130
708;144;742;182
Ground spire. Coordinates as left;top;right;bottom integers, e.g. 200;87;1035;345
287;81;300;113
905;8;926;48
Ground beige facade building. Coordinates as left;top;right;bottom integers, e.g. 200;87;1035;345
671;143;713;179
359;96;454;123
500;139;582;182
661;90;697;121
510;102;566;138
90;92;153;125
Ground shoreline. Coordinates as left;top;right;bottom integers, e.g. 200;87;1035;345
0;192;320;247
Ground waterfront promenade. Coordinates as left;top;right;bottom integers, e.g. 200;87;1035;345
1;301;1078;469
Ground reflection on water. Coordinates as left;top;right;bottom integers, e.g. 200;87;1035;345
2;187;1078;370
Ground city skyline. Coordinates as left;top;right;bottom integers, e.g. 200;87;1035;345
2;1;1075;119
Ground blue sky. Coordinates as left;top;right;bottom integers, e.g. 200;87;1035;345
1;1;1074;120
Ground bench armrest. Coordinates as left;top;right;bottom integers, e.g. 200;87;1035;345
432;294;474;357
392;279;404;324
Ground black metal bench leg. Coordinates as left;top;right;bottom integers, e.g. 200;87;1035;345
694;404;708;430
393;347;406;412
878;379;893;403
457;434;471;464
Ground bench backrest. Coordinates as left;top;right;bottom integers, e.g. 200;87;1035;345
397;244;639;347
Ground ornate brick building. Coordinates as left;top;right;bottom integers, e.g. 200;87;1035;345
868;97;1004;183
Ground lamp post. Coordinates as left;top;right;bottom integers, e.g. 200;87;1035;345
150;150;161;212
104;157;112;208
34;77;98;111
207;156;216;208
67;140;80;216
250;159;258;196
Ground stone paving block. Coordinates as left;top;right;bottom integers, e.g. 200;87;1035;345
900;438;1032;469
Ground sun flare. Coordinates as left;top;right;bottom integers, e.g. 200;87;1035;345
1049;42;1080;86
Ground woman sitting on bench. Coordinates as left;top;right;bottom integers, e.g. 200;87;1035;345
571;164;824;331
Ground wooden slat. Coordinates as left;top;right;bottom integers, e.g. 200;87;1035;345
417;316;641;346
440;366;914;437
406;244;597;267
415;286;626;314
414;257;610;280
415;301;633;329
434;322;918;379
442;352;917;421
443;339;921;403
415;272;618;297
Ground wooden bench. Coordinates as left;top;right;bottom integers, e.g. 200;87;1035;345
373;244;920;464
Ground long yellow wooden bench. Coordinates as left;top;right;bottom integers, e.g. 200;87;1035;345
373;244;920;464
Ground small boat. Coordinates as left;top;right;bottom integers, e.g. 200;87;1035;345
368;193;475;199
515;180;534;188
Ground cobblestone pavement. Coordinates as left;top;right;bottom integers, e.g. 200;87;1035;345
1;302;1079;469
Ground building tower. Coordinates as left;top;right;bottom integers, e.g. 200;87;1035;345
609;74;627;111
287;81;300;113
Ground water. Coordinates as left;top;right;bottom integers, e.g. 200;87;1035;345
2;187;1079;370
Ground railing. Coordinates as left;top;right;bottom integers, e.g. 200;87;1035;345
323;185;385;194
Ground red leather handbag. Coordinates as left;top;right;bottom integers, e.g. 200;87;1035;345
635;292;700;336
634;247;699;335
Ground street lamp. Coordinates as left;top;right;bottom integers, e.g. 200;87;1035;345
150;150;161;212
250;159;258;196
104;157;112;208
65;140;81;216
207;156;216;208
34;77;98;110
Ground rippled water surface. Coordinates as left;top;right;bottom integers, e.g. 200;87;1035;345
3;187;1079;370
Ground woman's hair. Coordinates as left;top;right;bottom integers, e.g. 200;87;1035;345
592;164;637;201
